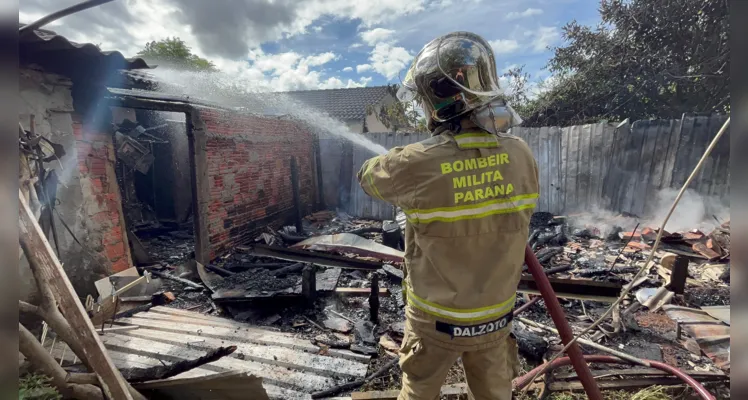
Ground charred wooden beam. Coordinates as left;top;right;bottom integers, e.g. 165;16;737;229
121;346;237;383
302;264;316;302
517;275;622;302
336;287;389;297
272;262;306;277
238;244;383;271
369;274;380;324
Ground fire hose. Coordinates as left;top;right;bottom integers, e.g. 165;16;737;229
513;355;716;400
521;245;717;400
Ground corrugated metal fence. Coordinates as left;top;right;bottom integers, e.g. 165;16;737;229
335;114;729;220
345;132;430;220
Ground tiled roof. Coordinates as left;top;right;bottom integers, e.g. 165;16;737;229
277;86;393;121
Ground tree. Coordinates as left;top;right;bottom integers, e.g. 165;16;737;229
137;37;218;72
520;0;729;127
367;84;429;133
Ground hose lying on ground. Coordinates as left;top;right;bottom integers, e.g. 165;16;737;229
512;355;716;400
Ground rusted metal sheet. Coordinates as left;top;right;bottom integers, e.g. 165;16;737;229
663;305;730;370
292;233;404;263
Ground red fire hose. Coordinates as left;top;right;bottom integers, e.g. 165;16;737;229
520;244;716;400
523;244;604;400
513;355;716;400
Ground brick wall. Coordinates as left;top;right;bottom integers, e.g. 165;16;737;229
73;115;132;273
200;110;316;258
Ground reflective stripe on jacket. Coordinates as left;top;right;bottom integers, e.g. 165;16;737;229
357;128;539;349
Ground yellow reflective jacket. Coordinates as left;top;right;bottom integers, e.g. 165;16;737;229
357;128;539;350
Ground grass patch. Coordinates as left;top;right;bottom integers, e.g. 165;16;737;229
19;374;61;400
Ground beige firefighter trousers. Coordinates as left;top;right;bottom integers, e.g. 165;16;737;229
397;322;520;400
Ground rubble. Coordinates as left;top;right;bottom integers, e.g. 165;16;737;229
52;206;730;398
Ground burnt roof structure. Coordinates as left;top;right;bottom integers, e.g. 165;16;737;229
19;23;151;85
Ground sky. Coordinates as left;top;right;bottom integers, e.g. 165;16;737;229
19;0;602;93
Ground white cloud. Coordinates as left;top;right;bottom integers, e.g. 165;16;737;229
302;52;339;67
251;51;303;75
360;28;396;45
320;76;374;89
489;39;520;55
506;8;543;20
350;43;364;49
342;66;353;72
18;0;423;91
356;64;373;73
529;26;561;52
369;43;412;80
19;0;427;60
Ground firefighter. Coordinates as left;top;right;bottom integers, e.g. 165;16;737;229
356;31;540;400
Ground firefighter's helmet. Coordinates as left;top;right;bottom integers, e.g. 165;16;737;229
398;31;522;132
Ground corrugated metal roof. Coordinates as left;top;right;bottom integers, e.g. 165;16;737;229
19;23;151;81
275;86;393;121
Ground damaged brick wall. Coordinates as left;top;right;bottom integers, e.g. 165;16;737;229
201;110;316;259
73;115;132;273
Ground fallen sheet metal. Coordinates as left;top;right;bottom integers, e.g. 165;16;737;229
50;306;370;400
292;233;404;263
663;305;730;370
701;305;730;325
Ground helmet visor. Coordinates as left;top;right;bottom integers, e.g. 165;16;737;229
434;33;502;98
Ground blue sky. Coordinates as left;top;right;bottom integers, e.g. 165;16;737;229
19;0;603;92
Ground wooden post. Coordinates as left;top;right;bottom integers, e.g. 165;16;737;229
666;255;689;294
18;192;135;400
369;274;380;324
302;264;316;302
290;157;304;234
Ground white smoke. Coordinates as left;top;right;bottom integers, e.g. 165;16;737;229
567;188;729;236
650;188;729;233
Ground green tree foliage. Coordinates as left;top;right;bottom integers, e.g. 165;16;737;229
137;37;218;72
367;84;429;133
19;374;61;400
520;0;729;127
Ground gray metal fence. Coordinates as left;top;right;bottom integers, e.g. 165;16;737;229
602;114;729;217
344;132;430;220
334;114;729;220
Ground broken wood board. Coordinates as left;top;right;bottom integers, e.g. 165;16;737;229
19;192;135;400
335;287;390;297
134;371;270;400
48;306;370;400
292;233;404;263
210;267;342;301
95;267;139;300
